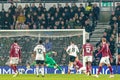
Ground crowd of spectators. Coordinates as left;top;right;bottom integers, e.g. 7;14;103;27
0;2;99;33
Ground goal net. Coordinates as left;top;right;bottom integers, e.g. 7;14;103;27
0;29;86;66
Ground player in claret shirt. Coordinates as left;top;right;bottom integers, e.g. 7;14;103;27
73;57;86;74
94;38;114;78
9;40;21;77
82;39;94;75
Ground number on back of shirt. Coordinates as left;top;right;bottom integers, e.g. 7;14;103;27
86;47;91;53
38;49;42;54
72;48;75;52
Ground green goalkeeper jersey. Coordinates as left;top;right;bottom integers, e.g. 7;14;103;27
45;51;56;64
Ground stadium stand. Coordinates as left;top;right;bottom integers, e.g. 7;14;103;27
0;2;98;31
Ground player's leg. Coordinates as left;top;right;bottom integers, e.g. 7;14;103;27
46;59;64;74
87;56;92;75
94;57;104;77
10;57;19;77
35;60;40;77
84;56;89;74
68;62;73;74
26;61;36;69
86;62;89;73
46;63;56;68
40;60;45;77
51;59;63;71
106;57;114;78
68;56;76;74
79;67;86;74
47;58;63;71
55;64;63;71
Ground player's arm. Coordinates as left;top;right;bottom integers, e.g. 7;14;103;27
46;51;53;56
33;46;37;59
43;47;46;59
66;46;70;54
96;45;104;56
18;48;22;63
80;45;84;56
10;45;13;58
43;52;46;59
76;46;79;55
80;48;83;56
32;51;36;59
91;45;94;57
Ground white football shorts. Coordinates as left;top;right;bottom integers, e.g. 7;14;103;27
83;56;92;63
10;57;19;64
100;56;110;64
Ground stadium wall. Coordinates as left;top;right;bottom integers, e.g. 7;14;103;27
0;66;119;74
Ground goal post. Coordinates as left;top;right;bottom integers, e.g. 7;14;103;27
0;29;87;66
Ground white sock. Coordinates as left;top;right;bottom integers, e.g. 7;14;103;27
68;66;73;70
36;68;39;75
41;67;44;76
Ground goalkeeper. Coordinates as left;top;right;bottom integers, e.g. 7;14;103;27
27;51;64;73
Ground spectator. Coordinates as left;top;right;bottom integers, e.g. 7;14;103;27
49;4;56;16
109;37;115;55
32;12;38;24
115;2;120;17
92;3;100;22
104;26;112;39
31;3;37;12
17;5;23;13
17;12;26;24
58;4;64;17
79;4;85;13
84;19;92;33
38;3;44;15
0;9;6;27
25;14;32;29
85;2;92;17
71;3;78;13
64;3;70;12
109;16;118;26
102;32;109;41
24;4;30;17
9;3;16;15
16;12;26;29
44;39;52;52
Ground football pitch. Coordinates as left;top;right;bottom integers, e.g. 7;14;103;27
0;74;119;80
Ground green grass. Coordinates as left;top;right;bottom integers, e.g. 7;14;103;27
0;74;119;80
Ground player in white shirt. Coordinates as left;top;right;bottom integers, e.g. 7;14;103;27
33;40;46;77
66;41;79;74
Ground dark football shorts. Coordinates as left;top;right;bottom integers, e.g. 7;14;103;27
36;60;44;65
69;56;76;62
